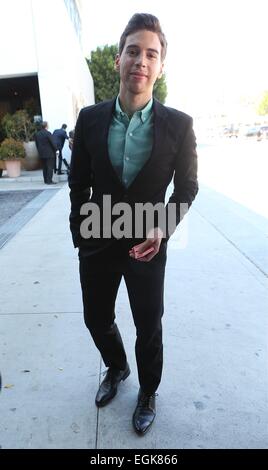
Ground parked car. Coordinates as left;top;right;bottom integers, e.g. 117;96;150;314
257;126;268;141
223;126;239;138
244;126;260;137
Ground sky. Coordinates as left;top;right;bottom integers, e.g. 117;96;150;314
81;0;268;117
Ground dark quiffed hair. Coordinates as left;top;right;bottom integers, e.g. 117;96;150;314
62;124;67;129
41;121;48;129
119;13;167;61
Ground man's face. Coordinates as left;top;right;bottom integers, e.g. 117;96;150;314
116;29;164;98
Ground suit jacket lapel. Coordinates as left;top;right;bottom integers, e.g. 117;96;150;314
89;98;169;194
89;99;125;189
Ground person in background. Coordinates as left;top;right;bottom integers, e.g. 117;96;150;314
68;129;75;151
35;121;57;185
53;124;69;175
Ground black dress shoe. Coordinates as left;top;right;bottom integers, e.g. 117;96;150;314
132;389;156;435
95;363;130;407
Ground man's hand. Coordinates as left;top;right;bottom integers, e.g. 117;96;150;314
129;227;164;262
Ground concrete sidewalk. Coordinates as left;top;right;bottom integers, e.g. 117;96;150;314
0;183;267;449
0;168;68;190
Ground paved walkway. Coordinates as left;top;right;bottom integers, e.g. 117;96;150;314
0;168;68;190
0;182;267;449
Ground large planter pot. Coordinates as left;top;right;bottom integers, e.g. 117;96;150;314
0;160;6;177
23;141;41;170
5;160;21;177
0;160;6;171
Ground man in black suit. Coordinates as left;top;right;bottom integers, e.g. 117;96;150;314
68;13;198;435
53;124;69;175
35;122;57;184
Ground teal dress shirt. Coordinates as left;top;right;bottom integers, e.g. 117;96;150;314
108;96;153;188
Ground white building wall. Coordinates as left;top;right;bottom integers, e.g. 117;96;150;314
0;0;94;155
31;0;94;133
0;0;37;76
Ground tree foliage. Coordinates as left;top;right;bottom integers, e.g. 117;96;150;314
2;110;37;142
257;90;268;116
87;44;167;104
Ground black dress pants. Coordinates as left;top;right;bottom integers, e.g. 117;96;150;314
56;149;63;173
42;157;55;183
79;240;167;395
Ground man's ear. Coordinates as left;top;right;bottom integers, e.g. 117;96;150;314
114;54;120;72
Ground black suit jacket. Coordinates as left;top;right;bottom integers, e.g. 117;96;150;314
53;129;68;150
35;129;57;159
68;98;198;253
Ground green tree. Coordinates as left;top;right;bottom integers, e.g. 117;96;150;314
257;90;268;115
87;44;167;104
2;110;37;142
153;74;167;104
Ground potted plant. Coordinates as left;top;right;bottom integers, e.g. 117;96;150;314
2;110;40;170
0;138;26;177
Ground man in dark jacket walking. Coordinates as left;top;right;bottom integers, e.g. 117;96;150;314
35;122;57;184
53;124;69;175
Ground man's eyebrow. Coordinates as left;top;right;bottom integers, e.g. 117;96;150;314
126;45;159;54
147;48;159;55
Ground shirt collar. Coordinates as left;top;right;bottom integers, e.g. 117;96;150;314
115;96;153;123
